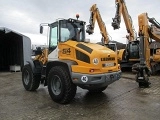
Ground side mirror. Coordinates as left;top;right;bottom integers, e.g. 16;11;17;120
40;26;43;34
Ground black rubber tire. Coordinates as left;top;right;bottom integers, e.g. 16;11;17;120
47;66;77;104
88;86;108;93
22;64;40;91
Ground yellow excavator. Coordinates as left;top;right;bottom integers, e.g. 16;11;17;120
22;15;121;104
112;0;160;76
86;4;117;52
111;0;139;69
135;13;160;87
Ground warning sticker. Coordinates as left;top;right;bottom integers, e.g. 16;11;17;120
81;76;88;83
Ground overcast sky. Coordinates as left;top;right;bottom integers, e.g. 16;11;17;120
1;0;160;45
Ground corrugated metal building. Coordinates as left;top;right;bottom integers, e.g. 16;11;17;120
0;27;31;71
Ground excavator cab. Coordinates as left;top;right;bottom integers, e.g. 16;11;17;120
127;40;139;59
105;43;117;52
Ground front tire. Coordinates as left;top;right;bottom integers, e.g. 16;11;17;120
48;66;77;104
22;64;40;91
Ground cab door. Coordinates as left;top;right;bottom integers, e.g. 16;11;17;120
48;22;59;61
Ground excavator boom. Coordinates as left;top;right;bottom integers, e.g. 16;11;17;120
86;4;110;44
111;0;139;71
137;13;160;87
112;0;135;41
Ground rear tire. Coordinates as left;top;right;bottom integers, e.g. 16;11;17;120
22;64;40;91
88;86;108;93
48;66;77;104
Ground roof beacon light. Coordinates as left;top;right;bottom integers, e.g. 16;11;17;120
76;14;79;20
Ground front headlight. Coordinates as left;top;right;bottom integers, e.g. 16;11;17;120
93;58;99;65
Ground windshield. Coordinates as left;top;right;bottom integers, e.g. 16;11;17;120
59;19;85;42
129;43;139;59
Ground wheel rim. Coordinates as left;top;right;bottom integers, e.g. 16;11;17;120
24;70;30;85
51;75;62;95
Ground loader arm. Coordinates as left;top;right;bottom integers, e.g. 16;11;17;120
34;48;48;65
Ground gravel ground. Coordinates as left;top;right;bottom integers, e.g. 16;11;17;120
0;72;160;120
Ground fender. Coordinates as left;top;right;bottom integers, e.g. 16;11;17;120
26;60;34;70
45;60;78;78
26;60;42;74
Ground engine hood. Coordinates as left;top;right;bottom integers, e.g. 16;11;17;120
77;42;115;54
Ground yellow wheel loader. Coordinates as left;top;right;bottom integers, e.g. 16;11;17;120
22;16;121;104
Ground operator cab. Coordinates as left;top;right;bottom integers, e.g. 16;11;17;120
60;18;86;42
40;18;86;53
50;19;86;53
127;40;139;59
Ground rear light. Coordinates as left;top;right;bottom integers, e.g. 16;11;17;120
118;65;120;69
89;69;94;72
